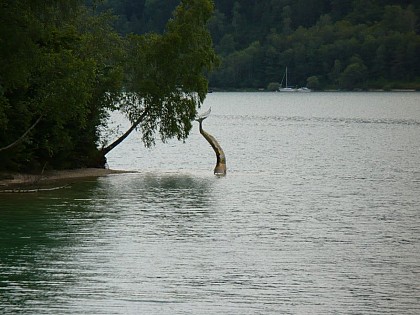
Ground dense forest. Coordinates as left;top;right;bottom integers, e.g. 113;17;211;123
100;0;420;90
0;0;217;172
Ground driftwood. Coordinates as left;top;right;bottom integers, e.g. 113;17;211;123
196;108;227;175
0;165;72;193
0;184;72;193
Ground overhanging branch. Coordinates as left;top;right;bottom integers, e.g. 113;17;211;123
0;115;43;152
101;109;149;155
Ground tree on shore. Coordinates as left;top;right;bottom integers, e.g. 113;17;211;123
102;0;217;154
0;0;217;171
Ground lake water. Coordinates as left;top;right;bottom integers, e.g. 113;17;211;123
1;92;420;314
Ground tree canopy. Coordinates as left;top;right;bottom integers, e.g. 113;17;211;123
0;0;217;172
102;0;420;90
207;0;420;90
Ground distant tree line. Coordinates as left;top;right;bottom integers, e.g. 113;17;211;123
101;0;420;90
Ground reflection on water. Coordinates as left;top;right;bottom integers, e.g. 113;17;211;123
1;92;420;314
0;183;96;314
0;174;219;314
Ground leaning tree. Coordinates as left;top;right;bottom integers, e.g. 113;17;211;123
0;0;218;170
101;0;218;157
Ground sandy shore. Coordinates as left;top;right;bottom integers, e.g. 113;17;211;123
0;168;132;191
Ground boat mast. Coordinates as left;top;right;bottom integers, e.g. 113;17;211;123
280;68;285;88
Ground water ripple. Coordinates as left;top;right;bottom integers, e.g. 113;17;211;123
1;93;420;314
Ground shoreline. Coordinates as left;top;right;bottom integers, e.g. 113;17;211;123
0;168;133;191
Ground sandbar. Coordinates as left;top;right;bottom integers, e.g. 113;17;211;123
0;168;132;191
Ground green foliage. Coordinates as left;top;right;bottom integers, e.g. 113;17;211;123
1;0;216;171
267;82;280;91
93;0;179;34
94;1;417;90
0;0;102;170
206;1;420;90
100;0;420;90
306;76;320;90
122;0;217;147
339;58;368;90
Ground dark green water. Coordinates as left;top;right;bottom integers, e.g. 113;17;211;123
0;181;104;313
1;93;420;314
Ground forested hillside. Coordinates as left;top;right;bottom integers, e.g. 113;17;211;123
101;0;420;90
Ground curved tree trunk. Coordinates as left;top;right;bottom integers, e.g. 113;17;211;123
0;116;43;152
198;119;226;175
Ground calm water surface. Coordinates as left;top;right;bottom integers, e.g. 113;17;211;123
1;92;420;314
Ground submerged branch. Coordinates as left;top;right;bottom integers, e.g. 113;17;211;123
197;110;226;175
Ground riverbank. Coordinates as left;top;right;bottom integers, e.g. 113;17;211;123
0;168;132;191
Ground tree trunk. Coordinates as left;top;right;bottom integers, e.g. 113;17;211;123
101;110;148;156
0;116;43;152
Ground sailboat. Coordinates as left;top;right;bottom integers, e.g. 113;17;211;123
279;67;297;92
